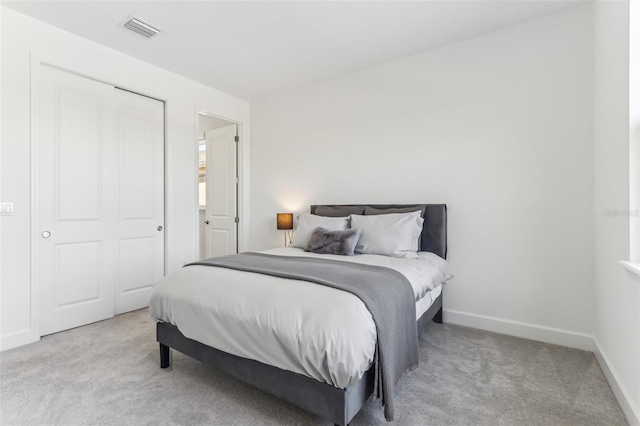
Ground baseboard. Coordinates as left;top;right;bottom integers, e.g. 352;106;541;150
593;337;640;426
0;329;39;352
443;309;593;351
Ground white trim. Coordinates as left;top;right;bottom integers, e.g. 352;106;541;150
29;52;40;344
0;329;39;352
443;309;593;351
593;337;640;426
618;260;640;280
0;4;3;356
193;107;200;258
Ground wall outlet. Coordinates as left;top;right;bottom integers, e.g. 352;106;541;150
0;202;14;215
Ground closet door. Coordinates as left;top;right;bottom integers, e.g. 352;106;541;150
38;65;118;335
114;89;164;314
38;67;165;335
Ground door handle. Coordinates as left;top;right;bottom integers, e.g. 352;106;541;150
42;231;51;238
157;226;163;231
204;220;210;225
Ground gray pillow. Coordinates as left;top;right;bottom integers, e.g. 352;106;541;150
304;227;362;256
314;205;365;217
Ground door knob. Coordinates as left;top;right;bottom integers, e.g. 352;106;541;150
157;226;163;231
204;220;210;224
41;231;51;238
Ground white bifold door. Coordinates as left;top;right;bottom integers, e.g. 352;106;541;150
204;124;238;257
37;65;164;335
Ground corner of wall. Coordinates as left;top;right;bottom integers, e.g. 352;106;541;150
594;337;640;425
592;1;640;424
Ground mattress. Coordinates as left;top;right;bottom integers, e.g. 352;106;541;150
416;284;442;319
149;248;450;389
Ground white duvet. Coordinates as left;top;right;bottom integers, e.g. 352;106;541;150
149;248;450;388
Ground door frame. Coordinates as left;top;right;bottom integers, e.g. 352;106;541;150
29;52;168;341
194;109;247;257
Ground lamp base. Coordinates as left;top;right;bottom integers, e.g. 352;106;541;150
284;230;293;247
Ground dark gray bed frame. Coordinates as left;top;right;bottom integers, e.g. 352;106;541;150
157;204;447;426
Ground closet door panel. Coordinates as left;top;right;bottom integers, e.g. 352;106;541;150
120;104;155;219
114;89;165;315
38;65;117;335
119;237;155;293
54;241;102;306
57;89;103;220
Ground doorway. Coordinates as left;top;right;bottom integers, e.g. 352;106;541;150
198;113;239;259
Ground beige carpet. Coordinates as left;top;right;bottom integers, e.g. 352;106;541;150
0;309;627;426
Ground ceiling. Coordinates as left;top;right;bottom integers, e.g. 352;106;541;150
2;1;586;101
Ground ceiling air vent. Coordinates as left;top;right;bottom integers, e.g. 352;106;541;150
122;17;161;39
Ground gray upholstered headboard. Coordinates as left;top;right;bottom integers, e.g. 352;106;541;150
309;204;448;259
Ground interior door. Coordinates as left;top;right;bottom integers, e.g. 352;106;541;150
114;89;164;315
204;124;237;257
38;65;117;335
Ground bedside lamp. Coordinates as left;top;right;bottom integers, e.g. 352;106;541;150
276;213;294;246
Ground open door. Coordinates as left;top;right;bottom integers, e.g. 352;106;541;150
203;124;238;257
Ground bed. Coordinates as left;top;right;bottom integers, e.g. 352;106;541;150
151;203;448;425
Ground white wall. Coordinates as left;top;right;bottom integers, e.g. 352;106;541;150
0;5;4;352
632;0;640;264
251;6;595;348
593;1;640;424
0;7;251;351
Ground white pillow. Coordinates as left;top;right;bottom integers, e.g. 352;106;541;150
290;213;349;248
350;211;424;258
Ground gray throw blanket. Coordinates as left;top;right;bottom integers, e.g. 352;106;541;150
187;253;418;420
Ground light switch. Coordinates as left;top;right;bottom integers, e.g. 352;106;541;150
0;202;14;215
